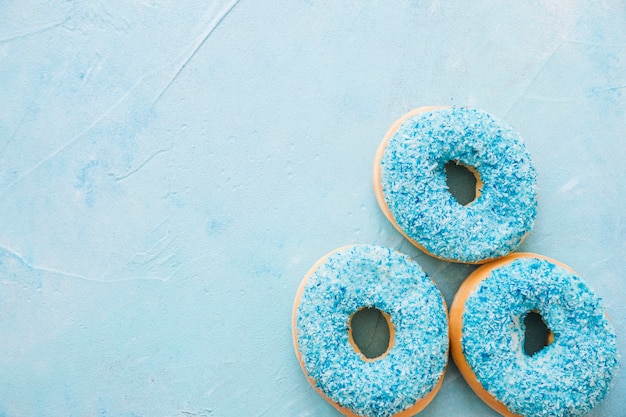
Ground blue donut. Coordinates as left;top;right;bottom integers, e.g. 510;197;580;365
373;107;538;264
292;245;449;417
450;253;620;417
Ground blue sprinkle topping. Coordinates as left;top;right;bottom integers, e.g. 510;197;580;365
295;245;448;417
379;107;537;263
462;257;620;417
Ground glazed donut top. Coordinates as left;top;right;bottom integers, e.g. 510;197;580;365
460;257;619;417
377;107;537;263
294;245;448;417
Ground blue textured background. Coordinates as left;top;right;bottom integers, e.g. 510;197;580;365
0;1;624;416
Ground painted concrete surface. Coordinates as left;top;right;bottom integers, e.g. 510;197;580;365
0;1;624;416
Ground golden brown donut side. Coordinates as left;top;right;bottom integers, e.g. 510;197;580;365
347;308;396;362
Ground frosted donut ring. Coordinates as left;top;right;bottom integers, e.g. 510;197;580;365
373;107;538;264
450;253;620;417
292;245;449;417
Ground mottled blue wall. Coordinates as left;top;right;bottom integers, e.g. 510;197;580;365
0;1;624;416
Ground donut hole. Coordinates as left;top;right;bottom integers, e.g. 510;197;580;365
523;311;554;356
444;161;482;206
348;307;394;360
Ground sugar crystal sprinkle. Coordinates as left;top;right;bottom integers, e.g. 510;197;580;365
462;257;619;417
295;245;448;417
379;107;537;263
